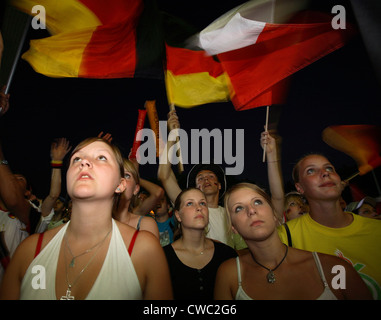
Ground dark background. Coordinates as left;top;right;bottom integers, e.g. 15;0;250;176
0;0;380;204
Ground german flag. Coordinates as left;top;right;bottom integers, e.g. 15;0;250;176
12;0;163;79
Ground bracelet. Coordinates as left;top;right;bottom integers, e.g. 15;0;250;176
51;160;63;168
267;159;280;163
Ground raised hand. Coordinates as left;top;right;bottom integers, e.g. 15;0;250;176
51;138;71;162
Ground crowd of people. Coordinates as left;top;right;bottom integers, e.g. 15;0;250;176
0;88;380;300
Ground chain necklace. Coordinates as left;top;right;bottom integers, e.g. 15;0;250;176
64;228;111;268
60;228;112;300
250;244;288;284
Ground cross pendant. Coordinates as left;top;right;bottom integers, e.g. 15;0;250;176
60;287;75;300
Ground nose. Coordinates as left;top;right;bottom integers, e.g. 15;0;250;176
248;204;257;216
80;158;92;168
321;169;330;178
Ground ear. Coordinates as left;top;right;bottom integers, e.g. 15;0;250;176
231;225;239;234
295;182;304;195
174;210;181;223
115;178;127;194
133;184;140;196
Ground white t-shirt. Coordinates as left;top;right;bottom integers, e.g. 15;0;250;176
0;209;29;283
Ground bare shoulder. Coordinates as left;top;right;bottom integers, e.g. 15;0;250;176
116;219;160;252
314;251;353;270
315;252;373;299
217;254;240;281
219;255;238;271
135;215;159;238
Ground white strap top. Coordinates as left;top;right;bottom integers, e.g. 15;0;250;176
235;251;338;300
20;219;142;300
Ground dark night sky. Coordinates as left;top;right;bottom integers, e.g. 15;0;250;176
0;0;380;203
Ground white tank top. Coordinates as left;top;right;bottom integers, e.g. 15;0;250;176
235;251;338;300
20;219;142;300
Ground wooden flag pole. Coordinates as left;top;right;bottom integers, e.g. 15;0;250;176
344;171;360;183
169;103;184;173
262;106;270;162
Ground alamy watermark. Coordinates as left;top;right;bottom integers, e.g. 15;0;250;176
136;121;245;176
29;5;348;30
31;264;348;290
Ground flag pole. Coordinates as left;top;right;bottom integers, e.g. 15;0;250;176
371;170;381;196
4;16;31;94
344;171;360;183
262;105;270;162
169;103;184;173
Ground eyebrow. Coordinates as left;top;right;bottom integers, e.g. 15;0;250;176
184;198;206;202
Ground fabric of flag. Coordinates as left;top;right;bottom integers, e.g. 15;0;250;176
12;0;163;79
169;0;356;110
165;44;231;107
322;125;381;175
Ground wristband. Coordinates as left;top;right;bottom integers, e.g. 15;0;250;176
51;160;63;168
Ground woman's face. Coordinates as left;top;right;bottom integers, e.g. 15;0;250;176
295;155;342;202
175;189;209;230
67;141;125;200
122;168;140;201
227;187;277;241
285;198;304;221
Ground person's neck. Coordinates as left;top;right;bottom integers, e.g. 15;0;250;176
247;234;287;268
113;194;132;224
114;205;132;224
205;193;219;209
308;199;353;228
179;229;207;253
155;213;169;223
68;200;113;241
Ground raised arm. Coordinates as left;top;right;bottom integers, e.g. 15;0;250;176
40;138;71;217
261;130;284;223
157;110;182;204
129;155;164;216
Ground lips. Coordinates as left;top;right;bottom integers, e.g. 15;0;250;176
250;220;264;227
319;182;336;187
78;172;93;180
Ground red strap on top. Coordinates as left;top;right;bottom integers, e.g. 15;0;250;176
128;229;139;256
34;233;44;258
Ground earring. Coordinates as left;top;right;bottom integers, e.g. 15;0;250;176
116;187;121;192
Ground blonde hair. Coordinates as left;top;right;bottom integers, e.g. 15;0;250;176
122;158;140;211
223;182;275;232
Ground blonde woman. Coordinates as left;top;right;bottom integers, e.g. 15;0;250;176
214;182;371;300
0;137;172;299
113;158;160;239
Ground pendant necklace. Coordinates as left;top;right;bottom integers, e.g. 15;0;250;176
250;244;288;284
60;228;111;300
64;228;111;268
